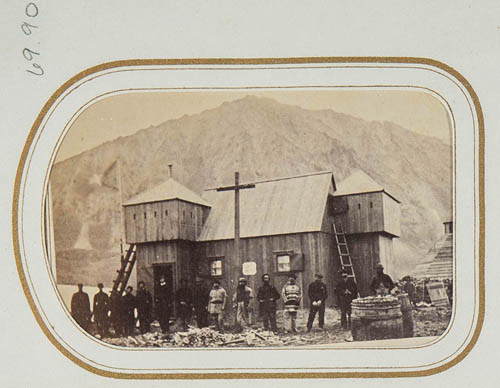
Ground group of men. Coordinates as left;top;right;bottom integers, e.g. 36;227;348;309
70;263;395;337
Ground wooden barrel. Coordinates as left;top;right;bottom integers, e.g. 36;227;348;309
351;296;404;341
398;293;414;338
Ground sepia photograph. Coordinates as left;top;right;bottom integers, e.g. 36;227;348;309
47;89;454;349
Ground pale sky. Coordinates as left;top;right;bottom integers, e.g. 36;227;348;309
56;90;451;162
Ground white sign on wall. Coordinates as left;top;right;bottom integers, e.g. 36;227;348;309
242;261;257;276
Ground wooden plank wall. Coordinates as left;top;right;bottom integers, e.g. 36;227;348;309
196;232;337;309
124;200;209;244
345;233;380;297
135;241;197;315
343;192;384;234
382;193;401;237
378;234;396;279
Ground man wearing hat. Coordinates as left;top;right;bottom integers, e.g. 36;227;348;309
281;274;302;332
232;276;254;331
92;283;109;337
136;281;153;334
335;270;359;329
257;273;280;333
156;276;173;334
208;280;227;332
71;283;91;332
306;274;328;332
370;263;395;295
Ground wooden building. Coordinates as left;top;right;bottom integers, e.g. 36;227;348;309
123;169;401;310
331;170;401;296
122;174;211;309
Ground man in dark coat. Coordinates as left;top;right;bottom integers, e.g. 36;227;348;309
92;283;109;337
257;273;280;333
109;290;123;337
71;283;91;332
176;279;193;330
335;270;359;329
121;286;136;336
136;281;153;334
192;277;209;328
155;276;172;334
307;274;328;332
370;263;395;295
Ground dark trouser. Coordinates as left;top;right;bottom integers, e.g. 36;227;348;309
123;313;135;336
194;307;208;328
111;317;122;336
75;314;90;332
307;302;326;329
95;314;109;336
179;305;192;329
158;307;170;333
138;309;151;334
339;299;352;328
261;308;277;331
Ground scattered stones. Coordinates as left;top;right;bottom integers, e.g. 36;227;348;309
100;305;451;347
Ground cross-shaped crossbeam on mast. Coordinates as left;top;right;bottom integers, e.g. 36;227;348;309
216;172;256;273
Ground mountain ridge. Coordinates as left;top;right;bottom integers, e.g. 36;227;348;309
51;95;451;286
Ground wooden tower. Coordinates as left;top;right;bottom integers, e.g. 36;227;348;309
122;167;211;307
330;170;401;296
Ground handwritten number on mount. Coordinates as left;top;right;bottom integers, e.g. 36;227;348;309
22;3;43;76
25;3;39;17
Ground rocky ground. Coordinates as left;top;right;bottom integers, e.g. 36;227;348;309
413;304;452;337
100;305;452;348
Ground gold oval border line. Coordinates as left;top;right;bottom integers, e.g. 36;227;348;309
12;57;484;379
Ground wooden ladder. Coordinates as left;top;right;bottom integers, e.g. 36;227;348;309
112;243;137;296
332;221;357;283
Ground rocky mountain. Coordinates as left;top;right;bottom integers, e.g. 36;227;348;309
50;95;452;286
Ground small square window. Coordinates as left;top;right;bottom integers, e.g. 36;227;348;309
277;255;291;272
154;211;157;217
133;214;136;220
370;202;373;208
144;212;147;219
358;203;361;210
210;259;223;276
165;210;168;217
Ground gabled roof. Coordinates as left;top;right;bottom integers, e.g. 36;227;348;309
198;171;335;241
334;169;400;203
123;178;211;207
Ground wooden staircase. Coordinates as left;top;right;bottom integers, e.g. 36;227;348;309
332;221;357;283
111;243;137;296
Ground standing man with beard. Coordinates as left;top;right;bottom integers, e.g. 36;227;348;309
257;273;280;333
92;283;109;337
335;270;359;329
208;280;227;332
156;276;172;334
136;281;153;334
306;274;328;332
122;286;136;336
232;277;254;331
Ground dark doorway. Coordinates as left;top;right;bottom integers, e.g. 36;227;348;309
153;264;175;315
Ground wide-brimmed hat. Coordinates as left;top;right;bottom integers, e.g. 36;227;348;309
375;263;384;269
